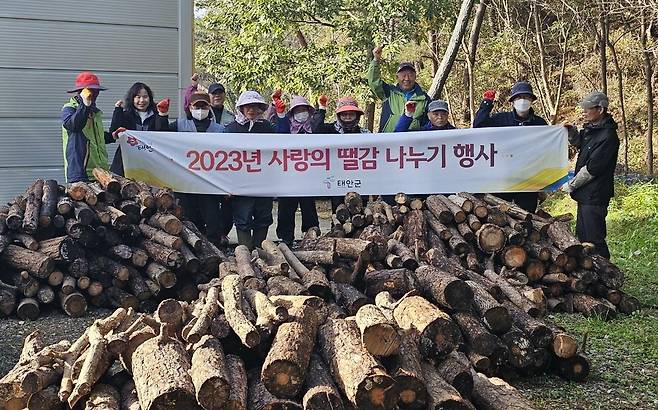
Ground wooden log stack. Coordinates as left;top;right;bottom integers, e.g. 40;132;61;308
0;191;639;409
0;169;227;319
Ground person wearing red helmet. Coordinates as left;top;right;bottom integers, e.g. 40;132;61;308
314;96;370;212
61;72;113;183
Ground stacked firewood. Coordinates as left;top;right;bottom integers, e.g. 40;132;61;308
0;192;617;410
326;192;639;321
0;168;226;320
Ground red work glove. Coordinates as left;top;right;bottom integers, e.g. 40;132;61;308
112;127;127;139
156;98;170;115
274;98;286;115
318;95;328;109
405;101;417;116
271;89;283;102
483;89;496;101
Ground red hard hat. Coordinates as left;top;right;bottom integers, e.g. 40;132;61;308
67;72;107;93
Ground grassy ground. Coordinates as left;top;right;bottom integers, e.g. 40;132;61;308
516;181;658;409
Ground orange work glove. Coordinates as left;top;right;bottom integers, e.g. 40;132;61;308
318;95;328;109
274;98;286;115
156;98;170;115
271;89;283;101
405;101;417;116
483;89;496;101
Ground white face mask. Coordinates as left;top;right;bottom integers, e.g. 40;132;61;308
191;109;209;120
293;111;310;123
513;99;532;113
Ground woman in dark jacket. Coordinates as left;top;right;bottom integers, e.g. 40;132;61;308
224;91;276;250
314;96;370;213
109;82;167;175
271;95;320;247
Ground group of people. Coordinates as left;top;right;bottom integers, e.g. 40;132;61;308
60;46;620;258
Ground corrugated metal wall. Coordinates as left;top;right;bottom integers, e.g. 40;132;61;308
0;0;190;203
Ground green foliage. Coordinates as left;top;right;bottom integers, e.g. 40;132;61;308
195;0;448;112
521;182;658;408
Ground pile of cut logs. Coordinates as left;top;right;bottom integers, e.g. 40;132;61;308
326;191;639;320
2;189;639;409
0;169;225;320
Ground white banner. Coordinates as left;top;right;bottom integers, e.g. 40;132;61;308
120;126;568;196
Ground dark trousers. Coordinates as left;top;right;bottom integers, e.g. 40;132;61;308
219;196;233;236
331;196;343;213
576;203;610;259
497;192;539;213
233;196;273;231
177;193;221;239
276;197;319;242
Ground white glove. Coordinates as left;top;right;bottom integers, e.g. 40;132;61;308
567;166;594;192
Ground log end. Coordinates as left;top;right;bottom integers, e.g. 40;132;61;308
262;360;304;399
355;374;398;410
362;324;401;357
483;306;512;335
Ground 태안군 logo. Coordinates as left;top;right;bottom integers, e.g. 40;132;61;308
324;176;335;189
126;136;139;146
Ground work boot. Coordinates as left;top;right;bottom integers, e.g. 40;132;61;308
252;228;269;249
236;229;253;250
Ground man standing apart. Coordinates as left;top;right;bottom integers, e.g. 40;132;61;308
562;92;619;259
473;81;548;212
368;45;431;133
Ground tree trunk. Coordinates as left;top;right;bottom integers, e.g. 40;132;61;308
330;282;368;315
465;280;511;335
132;330;200;410
22;180;43;234
415;265;473;311
2;245;54;279
247;368;302;410
470;372;536;410
261;304;318;398
390;332;428;409
607;37;630;172
355;304;400;357
428;0;476;98
222;274;261;348
435;351;474;399
641;10;655;175
302;353;345;410
421;362;472;409
190;335;230;410
318;318;397;410
390;295;461;358
225;355;248;410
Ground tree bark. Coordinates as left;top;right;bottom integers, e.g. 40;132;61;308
318;318;397;409
132;329;200;410
190;335;230;410
302;353;345;410
421;362;472;409
428;0;476;98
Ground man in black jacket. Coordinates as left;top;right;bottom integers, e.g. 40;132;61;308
563;92;619;259
474;81;548;212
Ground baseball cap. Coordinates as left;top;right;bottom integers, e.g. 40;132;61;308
578;91;609;109
189;92;211;106
208;83;226;94
397;62;416;73
428;100;449;112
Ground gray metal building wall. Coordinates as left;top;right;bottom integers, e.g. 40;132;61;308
0;0;193;203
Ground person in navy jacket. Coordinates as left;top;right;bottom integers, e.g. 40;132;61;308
473;81;548;212
394;99;456;132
